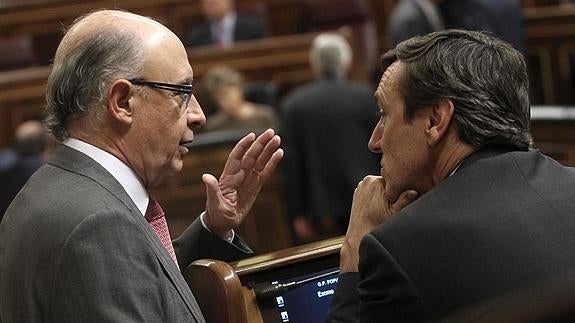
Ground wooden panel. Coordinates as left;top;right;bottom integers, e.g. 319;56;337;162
531;119;575;166
184;259;248;323
0;66;49;148
525;5;575;104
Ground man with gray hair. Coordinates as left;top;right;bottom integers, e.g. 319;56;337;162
281;32;380;243
327;29;575;322
0;10;283;322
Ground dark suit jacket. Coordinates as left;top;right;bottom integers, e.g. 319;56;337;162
439;0;526;53
280;79;380;232
328;150;575;322
185;13;265;47
0;145;251;322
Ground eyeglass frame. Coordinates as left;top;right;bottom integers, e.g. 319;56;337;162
128;78;193;110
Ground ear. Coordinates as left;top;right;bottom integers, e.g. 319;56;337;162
426;99;455;146
107;79;134;126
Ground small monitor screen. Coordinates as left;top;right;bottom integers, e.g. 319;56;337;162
257;267;339;323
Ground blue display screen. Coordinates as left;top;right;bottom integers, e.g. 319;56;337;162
259;267;339;323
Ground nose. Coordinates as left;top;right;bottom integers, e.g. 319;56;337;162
368;122;382;153
187;95;206;130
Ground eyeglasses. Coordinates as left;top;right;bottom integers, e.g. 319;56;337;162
129;79;193;110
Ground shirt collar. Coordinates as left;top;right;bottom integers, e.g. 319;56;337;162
63;138;149;216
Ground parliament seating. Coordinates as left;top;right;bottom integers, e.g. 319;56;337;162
0;31;323;149
184;236;343;323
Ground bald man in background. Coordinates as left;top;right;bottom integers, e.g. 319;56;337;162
0;10;282;323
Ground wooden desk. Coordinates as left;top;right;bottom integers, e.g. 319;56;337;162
183;236;343;323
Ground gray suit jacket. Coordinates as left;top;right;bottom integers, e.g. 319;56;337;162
0;145;251;322
328;150;575;322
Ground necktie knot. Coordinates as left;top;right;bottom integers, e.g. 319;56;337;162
145;199;164;222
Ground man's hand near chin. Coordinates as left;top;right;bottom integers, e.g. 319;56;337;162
340;175;418;273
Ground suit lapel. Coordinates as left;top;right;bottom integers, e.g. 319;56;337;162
49;145;205;322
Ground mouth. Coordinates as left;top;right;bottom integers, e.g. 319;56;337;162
180;140;194;149
179;140;194;154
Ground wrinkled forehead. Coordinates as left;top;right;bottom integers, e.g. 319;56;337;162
376;61;403;101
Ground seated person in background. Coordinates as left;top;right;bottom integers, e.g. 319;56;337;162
281;32;380;243
0;10;283;322
327;29;575;322
0;120;49;219
185;0;266;48
202;65;278;132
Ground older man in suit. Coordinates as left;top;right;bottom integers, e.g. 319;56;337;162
0;10;283;322
327;30;575;322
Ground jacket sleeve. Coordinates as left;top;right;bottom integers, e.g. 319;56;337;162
173;217;253;270
358;233;425;322
326;272;361;323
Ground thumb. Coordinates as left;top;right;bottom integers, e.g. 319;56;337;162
202;173;221;207
391;190;419;213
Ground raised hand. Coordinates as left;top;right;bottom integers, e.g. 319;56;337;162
340;175;418;272
202;129;284;237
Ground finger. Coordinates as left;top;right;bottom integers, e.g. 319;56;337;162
355;175;381;192
257;148;284;181
240;129;275;170
224;133;256;173
391;190;419;213
253;135;281;172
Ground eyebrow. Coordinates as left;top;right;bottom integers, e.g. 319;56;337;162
180;78;194;86
374;89;386;107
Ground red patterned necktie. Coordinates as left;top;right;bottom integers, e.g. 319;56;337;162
145;199;179;268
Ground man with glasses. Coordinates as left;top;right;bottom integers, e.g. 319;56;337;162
0;10;283;323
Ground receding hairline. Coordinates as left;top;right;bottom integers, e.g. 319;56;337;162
54;10;169;65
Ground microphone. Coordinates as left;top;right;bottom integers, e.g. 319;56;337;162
254;269;339;301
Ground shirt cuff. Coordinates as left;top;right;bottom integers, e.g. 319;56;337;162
200;211;235;243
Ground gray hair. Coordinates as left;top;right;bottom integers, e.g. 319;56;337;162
310;32;352;80
45;14;145;141
382;29;531;151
